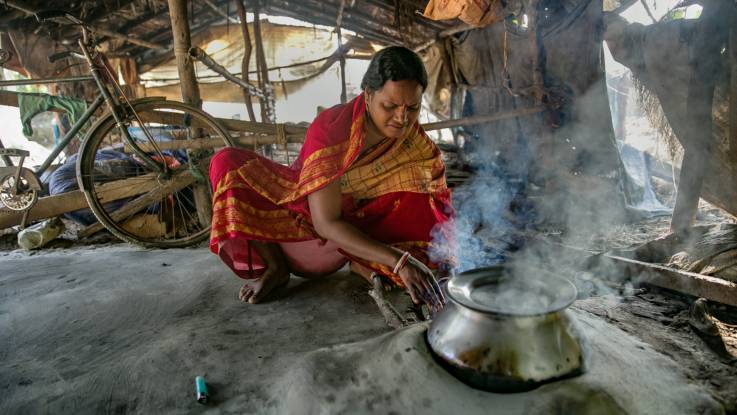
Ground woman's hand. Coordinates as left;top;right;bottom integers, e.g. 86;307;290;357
398;256;445;311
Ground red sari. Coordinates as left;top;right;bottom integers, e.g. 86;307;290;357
209;94;452;286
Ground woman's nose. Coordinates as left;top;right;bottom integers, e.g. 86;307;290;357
394;107;408;124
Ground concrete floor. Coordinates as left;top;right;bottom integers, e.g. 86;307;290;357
0;245;388;413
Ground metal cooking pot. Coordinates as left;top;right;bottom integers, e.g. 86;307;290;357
427;266;584;393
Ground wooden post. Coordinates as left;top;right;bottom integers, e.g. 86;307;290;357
253;0;271;122
236;0;257;122
670;0;728;234
527;0;544;107
166;0;201;108
166;0;211;226
336;0;348;104
729;15;737;179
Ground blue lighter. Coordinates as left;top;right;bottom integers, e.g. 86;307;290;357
195;376;209;404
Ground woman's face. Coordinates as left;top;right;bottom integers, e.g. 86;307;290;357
365;79;423;139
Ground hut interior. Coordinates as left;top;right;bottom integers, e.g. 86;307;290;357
1;0;737;413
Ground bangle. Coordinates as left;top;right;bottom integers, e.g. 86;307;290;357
392;251;411;274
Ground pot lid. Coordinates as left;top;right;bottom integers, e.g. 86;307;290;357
447;266;578;316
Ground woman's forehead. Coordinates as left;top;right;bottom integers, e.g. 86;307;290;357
374;80;422;104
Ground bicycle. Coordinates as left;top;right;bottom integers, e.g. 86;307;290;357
0;10;234;248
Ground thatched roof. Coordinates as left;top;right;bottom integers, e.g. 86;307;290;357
0;0;461;70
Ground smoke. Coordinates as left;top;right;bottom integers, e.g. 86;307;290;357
431;85;636;311
430;168;524;273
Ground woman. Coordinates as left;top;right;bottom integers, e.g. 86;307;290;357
209;46;452;308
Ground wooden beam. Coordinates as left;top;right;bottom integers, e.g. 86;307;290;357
548;240;737;308
603;254;737;308
0;90;19;107
0;173;166;229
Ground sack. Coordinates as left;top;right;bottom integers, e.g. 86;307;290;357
423;0;502;27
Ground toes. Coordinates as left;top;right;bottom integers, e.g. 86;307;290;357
249;287;264;304
239;285;255;302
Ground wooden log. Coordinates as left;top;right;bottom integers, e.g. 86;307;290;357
606;254;737;308
0;173;165;229
548;240;737;308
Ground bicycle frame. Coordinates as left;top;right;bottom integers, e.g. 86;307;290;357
76;28;168;175
0;25;169;179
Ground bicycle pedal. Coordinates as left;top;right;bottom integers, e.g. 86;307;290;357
0;148;30;157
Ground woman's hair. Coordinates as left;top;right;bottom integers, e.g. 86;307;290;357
360;46;428;93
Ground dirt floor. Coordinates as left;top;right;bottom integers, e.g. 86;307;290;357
0;245;389;413
0;241;736;414
2;199;737;414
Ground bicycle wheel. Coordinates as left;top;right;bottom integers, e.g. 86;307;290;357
77;99;234;248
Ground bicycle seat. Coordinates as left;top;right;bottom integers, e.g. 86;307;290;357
35;10;84;26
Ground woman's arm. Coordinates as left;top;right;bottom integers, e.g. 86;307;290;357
308;180;400;267
307;180;440;306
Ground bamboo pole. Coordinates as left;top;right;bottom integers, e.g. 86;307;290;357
236;0;257;122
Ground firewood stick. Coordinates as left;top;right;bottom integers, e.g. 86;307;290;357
368;274;407;329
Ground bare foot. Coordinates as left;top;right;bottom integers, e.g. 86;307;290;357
238;266;290;304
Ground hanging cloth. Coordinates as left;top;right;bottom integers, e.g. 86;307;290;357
18;92;88;138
